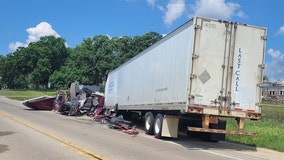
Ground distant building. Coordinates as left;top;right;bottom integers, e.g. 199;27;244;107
262;80;284;102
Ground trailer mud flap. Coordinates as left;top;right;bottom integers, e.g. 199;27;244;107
161;115;179;138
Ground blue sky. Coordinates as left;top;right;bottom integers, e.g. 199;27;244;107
0;0;284;81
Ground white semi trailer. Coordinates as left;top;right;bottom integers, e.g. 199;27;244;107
104;16;267;141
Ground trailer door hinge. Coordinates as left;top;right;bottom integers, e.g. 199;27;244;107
258;64;265;69
257;83;263;88
231;101;240;106
190;74;197;79
192;54;199;59
261;36;267;40
195;24;201;29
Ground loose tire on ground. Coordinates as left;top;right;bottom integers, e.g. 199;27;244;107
144;112;155;135
154;113;163;139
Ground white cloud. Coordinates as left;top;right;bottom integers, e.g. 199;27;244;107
146;0;164;12
267;48;284;59
190;0;240;20
147;0;245;27
237;11;247;18
146;0;156;8
26;22;60;44
163;0;186;26
265;48;284;81
9;42;26;51
265;61;284;82
156;5;165;12
9;22;60;52
277;25;284;35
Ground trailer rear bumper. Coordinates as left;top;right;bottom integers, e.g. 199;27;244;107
188;127;258;136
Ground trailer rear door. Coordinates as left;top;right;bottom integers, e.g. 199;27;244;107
230;25;266;113
189;17;229;108
189;17;266;114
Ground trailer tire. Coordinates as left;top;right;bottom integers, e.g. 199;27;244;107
201;133;219;143
145;112;155;135
154;113;163;139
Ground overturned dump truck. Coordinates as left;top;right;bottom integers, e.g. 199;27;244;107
104;16;267;141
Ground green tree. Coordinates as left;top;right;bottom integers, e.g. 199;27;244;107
1;32;162;89
28;36;68;89
0;36;68;89
0;55;5;88
263;75;269;81
0;53;22;88
49;32;162;90
49;48;74;89
31;58;52;89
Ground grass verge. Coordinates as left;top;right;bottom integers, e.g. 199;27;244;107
225;103;284;152
0;89;57;101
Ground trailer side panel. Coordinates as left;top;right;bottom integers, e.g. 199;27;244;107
105;20;195;110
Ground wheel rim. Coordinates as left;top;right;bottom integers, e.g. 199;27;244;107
145;116;151;130
155;117;161;134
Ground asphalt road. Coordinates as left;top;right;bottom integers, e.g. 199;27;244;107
0;96;282;160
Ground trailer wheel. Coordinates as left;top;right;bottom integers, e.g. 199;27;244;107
145;112;154;135
154;113;163;139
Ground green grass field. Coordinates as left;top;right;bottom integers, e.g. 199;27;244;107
0;90;283;152
0;89;57;101
225;103;284;152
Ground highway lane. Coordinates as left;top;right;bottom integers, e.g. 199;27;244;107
0;112;86;160
0;96;281;160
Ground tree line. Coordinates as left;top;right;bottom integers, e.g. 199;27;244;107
0;32;162;90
